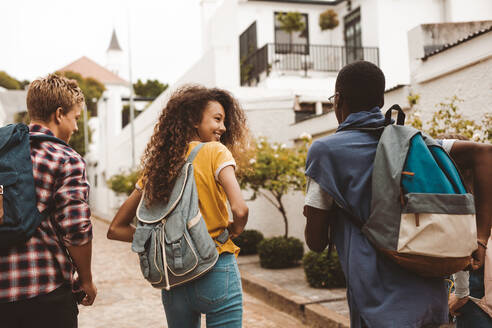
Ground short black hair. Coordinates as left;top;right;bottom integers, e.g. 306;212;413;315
335;61;385;112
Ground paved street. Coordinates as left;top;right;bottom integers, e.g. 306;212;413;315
79;218;307;328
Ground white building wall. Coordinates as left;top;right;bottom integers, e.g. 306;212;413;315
409;33;492;124
445;0;492;22
106;50;126;79
374;0;443;88
384;85;411;111
0;102;6;127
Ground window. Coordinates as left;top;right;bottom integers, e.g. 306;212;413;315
295;102;315;123
122;105;142;129
274;12;309;54
344;8;363;64
239;22;257;61
322;102;334;113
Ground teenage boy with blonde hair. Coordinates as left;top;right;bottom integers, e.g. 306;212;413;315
0;74;96;328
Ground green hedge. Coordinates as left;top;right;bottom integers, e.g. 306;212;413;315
257;236;304;269
303;249;346;288
233;230;264;255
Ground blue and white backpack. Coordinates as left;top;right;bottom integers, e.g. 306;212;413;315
351;105;477;277
132;143;229;290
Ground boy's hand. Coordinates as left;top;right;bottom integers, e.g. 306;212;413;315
471;243;486;270
80;280;97;306
449;293;469;316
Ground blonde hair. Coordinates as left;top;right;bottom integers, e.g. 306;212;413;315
27;74;84;122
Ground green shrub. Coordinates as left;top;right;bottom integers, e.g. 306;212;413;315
303;249;345;288
233;230;264;255
107;170;140;196
257;236;304;269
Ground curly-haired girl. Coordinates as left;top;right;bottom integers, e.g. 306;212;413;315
107;84;250;327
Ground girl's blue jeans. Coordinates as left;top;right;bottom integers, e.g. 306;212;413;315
161;253;243;328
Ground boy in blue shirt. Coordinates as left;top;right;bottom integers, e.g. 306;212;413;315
303;61;492;328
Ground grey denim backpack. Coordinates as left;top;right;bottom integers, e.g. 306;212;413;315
132;143;229;290
348;106;477;277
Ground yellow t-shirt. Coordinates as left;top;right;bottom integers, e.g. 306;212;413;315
137;141;240;256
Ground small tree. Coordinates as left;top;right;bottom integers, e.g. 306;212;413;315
236;135;311;238
133;79;168;99
276;12;306;49
56;71;105;116
14;111;30;125
406;95;491;143
406;92;423;130
0;71;22;90
55;71;105;156
319;9;339;44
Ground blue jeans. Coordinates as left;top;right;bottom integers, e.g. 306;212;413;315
455;268;492;328
161;253;243;328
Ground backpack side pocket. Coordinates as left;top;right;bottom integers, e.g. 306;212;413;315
187;211;217;260
132;225;156;281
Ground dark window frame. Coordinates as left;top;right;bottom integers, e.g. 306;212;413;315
274;11;310;54
344;7;363;63
239;21;258;61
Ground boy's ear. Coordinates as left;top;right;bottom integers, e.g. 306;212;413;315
54;107;64;124
336;93;343;109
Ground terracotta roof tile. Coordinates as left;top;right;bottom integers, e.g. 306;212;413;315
58;56;128;85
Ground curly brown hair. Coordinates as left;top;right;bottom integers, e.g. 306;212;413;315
140;84;249;206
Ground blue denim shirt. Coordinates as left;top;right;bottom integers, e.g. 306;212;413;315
305;107;448;328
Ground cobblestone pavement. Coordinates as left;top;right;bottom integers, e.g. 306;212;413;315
79;218;307;328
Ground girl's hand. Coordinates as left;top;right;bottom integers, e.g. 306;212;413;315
107;189;142;242
227;221;242;239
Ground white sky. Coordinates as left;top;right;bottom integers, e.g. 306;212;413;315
0;0;203;85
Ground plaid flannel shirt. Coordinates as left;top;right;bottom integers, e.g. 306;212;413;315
0;124;92;303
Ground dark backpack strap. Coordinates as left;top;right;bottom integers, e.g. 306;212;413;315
30;134;70;147
384;104;405;126
186;143;206;163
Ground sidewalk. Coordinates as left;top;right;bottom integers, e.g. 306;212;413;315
237;255;350;328
81;216;309;327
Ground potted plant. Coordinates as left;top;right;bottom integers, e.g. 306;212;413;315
319;9;339;45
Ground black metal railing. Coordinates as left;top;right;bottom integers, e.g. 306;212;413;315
240;43;379;86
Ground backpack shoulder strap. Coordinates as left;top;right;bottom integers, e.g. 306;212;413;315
186;143;205;163
30;134;70;147
384;104;406;126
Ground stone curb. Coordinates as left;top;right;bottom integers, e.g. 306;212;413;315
240;270;350;328
305;303;350;328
